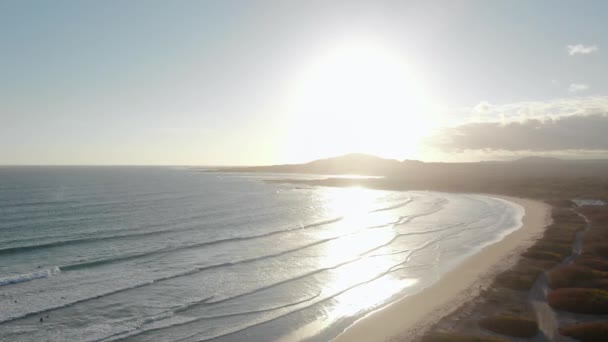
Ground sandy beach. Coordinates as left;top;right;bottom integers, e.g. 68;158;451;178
332;195;552;342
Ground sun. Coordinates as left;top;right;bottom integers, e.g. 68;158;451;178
283;40;434;163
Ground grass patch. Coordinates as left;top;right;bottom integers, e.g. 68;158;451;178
478;315;538;338
548;288;608;314
420;332;508;342
559;321;608;341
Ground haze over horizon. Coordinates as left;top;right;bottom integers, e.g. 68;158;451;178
2;1;608;166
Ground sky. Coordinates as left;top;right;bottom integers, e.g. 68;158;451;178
2;0;608;165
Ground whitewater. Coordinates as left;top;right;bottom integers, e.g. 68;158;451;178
0;167;523;341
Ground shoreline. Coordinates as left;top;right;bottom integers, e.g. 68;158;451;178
332;195;552;342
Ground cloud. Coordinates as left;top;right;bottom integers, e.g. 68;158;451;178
447;97;608;123
437;113;608;152
569;83;590;92
432;97;608;152
473;101;492;114
567;44;598;55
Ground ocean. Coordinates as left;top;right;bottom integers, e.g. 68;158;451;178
0;167;522;342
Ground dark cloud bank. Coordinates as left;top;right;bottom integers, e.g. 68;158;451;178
437;113;608;152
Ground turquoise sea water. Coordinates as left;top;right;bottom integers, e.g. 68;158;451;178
0;167;522;341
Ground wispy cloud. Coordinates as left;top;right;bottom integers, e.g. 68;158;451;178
436;113;608;152
473;101;492;114
567;44;598;55
569;83;590;92
432;97;608;153
447;97;608;123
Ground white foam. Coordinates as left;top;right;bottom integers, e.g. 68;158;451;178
573;198;606;206
0;267;60;287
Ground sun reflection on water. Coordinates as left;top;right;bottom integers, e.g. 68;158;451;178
328;275;418;318
317;187;418;326
319;186;379;217
279;187;420;342
316;186;399;234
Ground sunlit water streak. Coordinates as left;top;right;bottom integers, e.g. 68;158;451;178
0;167;522;342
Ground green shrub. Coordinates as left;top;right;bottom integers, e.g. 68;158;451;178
548;288;608;314
533;241;572;255
522;249;564;262
478;315;538;338
584;242;608;259
579;206;608;224
576;255;608;271
527;258;562;270
548;265;607;289
547;199;574;208
542;223;580;245
420;332;507;342
495;272;535;291
495;265;543;291
559;321;608;341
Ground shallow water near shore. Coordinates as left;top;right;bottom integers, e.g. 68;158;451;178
0;167;522;341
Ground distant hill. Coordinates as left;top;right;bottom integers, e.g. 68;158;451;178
511;156;564;164
206;153;608;179
211;153;403;176
252;154;608;202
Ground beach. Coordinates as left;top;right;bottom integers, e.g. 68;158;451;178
333;195;552;342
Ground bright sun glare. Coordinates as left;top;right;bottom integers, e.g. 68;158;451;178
285;41;434;162
279;187;419;341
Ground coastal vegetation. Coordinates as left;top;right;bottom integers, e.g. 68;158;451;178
423;198;608;341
